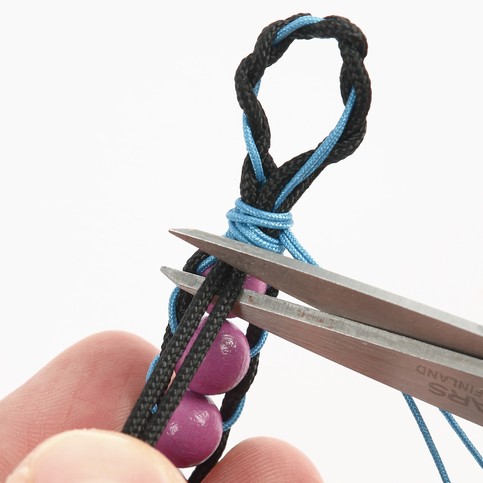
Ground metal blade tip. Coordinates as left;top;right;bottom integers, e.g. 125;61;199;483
160;266;177;283
168;228;196;241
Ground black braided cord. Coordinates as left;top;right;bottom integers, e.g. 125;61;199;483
123;14;371;482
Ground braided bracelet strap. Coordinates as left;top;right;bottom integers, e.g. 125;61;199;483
123;13;371;482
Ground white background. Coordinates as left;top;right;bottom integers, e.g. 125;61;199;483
1;1;482;482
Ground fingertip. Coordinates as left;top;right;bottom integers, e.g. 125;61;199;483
204;436;323;483
6;429;185;483
70;330;158;371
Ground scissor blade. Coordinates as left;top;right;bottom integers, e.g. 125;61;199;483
161;266;483;426
170;228;483;359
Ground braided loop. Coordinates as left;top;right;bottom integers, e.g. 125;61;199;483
237;15;370;214
123;14;371;482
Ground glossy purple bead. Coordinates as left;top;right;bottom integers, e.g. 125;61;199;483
176;316;250;395
155;389;222;468
202;267;267;318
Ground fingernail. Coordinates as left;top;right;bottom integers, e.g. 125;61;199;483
7;429;185;483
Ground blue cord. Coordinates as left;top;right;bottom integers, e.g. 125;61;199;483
167;256;217;334
242;81;264;185
440;410;483;469
274;87;356;210
168;287;180;333
274;16;323;44
146;353;160;381
403;394;451;482
222;396;246;432
249;330;268;358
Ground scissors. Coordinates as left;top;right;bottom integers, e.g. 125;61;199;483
162;228;483;427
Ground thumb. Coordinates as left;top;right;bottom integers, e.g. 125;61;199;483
6;429;185;483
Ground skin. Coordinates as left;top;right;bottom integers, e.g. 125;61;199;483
1;331;323;482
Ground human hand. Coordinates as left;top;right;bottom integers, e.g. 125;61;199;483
1;332;323;482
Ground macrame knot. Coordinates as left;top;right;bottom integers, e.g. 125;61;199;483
226;198;316;264
226;198;292;252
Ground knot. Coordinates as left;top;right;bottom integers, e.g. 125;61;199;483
226;198;316;265
226;198;292;253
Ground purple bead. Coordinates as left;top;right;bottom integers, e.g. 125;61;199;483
155;389;222;468
202;267;267;318
176;316;250;395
